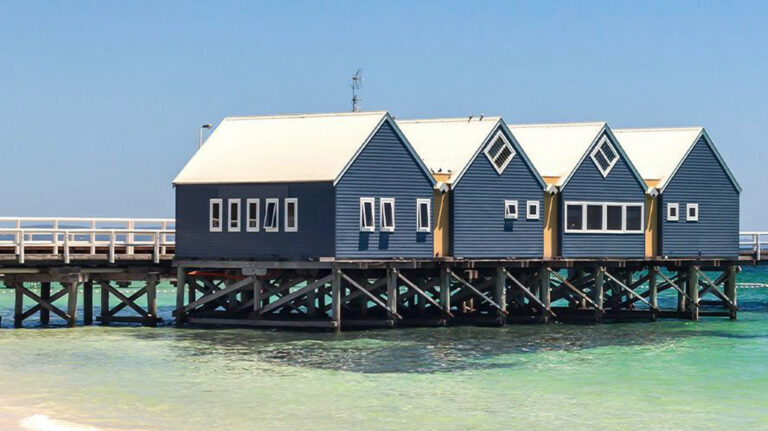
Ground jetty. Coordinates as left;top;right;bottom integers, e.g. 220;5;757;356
0;216;764;329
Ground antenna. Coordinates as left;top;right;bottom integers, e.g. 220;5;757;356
350;69;363;112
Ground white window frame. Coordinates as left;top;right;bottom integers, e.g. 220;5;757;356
360;197;375;232
686;203;699;222
227;198;241;232
284;198;298;232
504;200;518;219
416;198;431;232
483;131;516;175
209;198;223;232
563;201;644;234
246;198;260;232
667;203;679;222
380;198;395;232
527;200;540;220
263;198;279;232
589;135;620;178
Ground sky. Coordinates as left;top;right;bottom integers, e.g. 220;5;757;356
1;1;766;228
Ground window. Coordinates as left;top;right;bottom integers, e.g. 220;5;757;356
417;199;431;232
687;203;699;222
527;200;540;220
246;199;260;232
564;202;644;233
228;199;241;232
209;199;223;232
606;205;623;231
264;198;279;232
484;131;516;174
285;198;298;232
566;203;583;230
360;198;375;232
667;203;679;222
504;200;518;219
380;198;395;232
590;135;619;177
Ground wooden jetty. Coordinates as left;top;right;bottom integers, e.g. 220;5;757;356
0;217;763;330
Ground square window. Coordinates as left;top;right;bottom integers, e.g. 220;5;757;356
484;131;516;174
228;199;241;232
527;200;540;220
686;203;699;222
417;199;431;232
667;203;679;222
504;200;518;219
246;199;260;232
285;198;298;232
209;199;223;232
360;198;375;232
264;198;279;232
380;198;395;232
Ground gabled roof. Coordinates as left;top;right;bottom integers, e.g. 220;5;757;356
613;127;741;193
173;111;433;185
397;117;545;188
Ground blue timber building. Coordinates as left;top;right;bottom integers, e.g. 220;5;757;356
615;127;741;258
398;117;547;258
172;111;436;261
509;122;650;258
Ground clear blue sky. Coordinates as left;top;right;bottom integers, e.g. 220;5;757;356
1;1;766;228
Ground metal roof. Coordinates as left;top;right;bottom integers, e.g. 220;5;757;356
173;111;391;184
396;117;502;183
506;122;606;186
614;127;741;193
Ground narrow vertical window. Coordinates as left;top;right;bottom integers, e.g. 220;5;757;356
527;200;540;220
626;205;643;231
586;204;603;230
285;198;298;232
209;199;223;232
667;203;679;222
566;203;583;231
380;198;395;232
417;198;431;232
606;205;623;231
246;198;260;232
264;198;279;232
228;199;241;232
686;203;699;222
504;200;518;219
360;198;375;232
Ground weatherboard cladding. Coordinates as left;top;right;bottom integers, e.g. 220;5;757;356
451;126;543;258
335;120;434;258
660;136;739;257
175;182;335;260
560;133;646;258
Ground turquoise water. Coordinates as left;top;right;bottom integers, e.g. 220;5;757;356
0;267;767;430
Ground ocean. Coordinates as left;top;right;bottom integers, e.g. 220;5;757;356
0;266;767;430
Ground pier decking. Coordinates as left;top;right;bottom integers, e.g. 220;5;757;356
0;216;764;329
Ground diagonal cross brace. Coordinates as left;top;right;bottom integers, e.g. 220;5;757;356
547;268;602;311
501;268;556;318
16;284;71;322
397;271;453;317
448;270;507;315
260;274;334;315
184;276;255;313
603;271;659;312
657;271;696;307
340;271;402;319
695;268;738;312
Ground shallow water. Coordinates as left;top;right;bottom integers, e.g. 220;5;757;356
1;267;767;430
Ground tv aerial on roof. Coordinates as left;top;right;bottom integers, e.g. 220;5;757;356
350;68;363;112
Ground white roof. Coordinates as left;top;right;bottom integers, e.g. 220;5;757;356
612;127;702;188
173;111;389;184
396;117;501;183
506;122;606;185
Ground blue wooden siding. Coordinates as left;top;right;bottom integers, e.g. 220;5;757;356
176;182;335;260
451;127;543;258
660;137;739;257
335;120;434;258
560;133;646;257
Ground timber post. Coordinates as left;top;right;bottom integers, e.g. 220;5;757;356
13;283;23;328
495;266;507;325
83;281;93;326
331;265;341;331
648;266;658;319
386;266;398;322
439;264;451;315
676;270;687;313
66;281;78;328
146;276;158;327
175;266;186;327
687;265;699;321
538;268;551;323
594;267;605;323
726;265;737;320
40;282;51;325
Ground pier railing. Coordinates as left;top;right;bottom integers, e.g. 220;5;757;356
740;231;768;261
0;217;175;264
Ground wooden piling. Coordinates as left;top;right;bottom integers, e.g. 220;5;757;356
594;267;604;323
83;281;93;325
100;280;109;326
331;266;341;330
13;283;23;328
726;265;737;320
66;282;78;328
175;266;186;327
439;265;451;314
386;267;398;321
648;266;658;318
677;270;687;313
539;270;551;323
40;282;51;325
495;267;507;324
146;278;158;327
687;266;699;321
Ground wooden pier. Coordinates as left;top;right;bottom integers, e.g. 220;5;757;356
0;217;762;330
